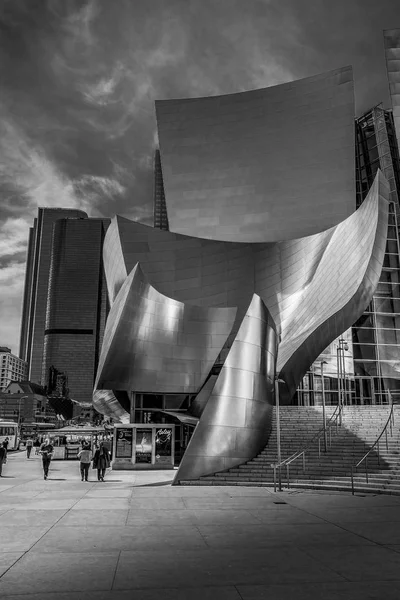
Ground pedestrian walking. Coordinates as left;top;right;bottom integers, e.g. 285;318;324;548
77;443;92;482
3;437;9;452
39;438;54;480
0;443;7;477
26;437;34;459
34;438;40;455
92;441;111;481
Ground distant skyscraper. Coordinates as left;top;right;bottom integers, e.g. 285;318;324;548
42;217;110;407
19;208;88;381
0;347;27;391
153;149;169;230
19;208;110;415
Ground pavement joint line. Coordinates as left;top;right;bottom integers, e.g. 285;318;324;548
234;583;246;600
296;544;352;583
279;498;400;551
0;471;100;581
110;549;122;591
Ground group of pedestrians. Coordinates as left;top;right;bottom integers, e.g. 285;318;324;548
78;442;111;482
2;436;111;481
36;439;111;482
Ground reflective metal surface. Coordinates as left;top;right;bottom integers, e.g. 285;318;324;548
92;389;129;423
261;170;390;401
384;29;400;147
174;294;277;482
156;67;355;242
95;263;237;394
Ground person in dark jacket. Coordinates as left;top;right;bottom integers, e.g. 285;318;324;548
26;437;34;458
92;442;111;481
39;438;54;480
0;443;7;477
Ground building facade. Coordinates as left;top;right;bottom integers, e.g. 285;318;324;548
19;209;109;417
0;347;27;391
42;217;110;409
0;381;51;424
296;62;400;407
19;208;88;382
93;66;390;481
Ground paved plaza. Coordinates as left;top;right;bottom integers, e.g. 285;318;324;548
0;451;400;599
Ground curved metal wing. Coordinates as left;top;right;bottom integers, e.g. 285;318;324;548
174;294;278;482
94;263;237;394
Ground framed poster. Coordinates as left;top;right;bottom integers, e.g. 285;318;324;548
155;427;173;464
135;428;152;463
115;428;133;459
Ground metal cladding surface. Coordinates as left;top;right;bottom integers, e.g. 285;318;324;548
103;217;128;304
252;170;389;400
92;389;129;423
384;29;400;147
174;294;277;483
276;171;390;401
95;263;237;394
99;170;388;405
156;66;355;242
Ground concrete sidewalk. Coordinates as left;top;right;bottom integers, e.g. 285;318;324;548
1;451;400;599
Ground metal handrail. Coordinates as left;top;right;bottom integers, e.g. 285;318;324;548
271;403;344;492
350;391;395;495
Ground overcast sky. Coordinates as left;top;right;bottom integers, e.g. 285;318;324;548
0;0;399;355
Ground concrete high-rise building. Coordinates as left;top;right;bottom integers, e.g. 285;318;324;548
19;208;88;382
42;217;110;407
0;347;27;391
20;208;110;415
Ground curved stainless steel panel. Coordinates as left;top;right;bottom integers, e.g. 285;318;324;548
98;170;388;410
156;67;355;242
92;389;129;423
174;294;277;482
94;263;237;394
384;29;400;147
277;170;390;401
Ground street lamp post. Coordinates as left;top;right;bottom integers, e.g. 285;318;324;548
320;361;328;452
336;339;349;425
17;396;28;428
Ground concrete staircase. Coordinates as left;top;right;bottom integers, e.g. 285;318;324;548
179;405;400;494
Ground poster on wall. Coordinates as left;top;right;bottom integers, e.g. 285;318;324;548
155;427;173;464
115;428;133;459
135;428;152;463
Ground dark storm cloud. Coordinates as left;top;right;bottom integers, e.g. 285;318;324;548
0;0;399;351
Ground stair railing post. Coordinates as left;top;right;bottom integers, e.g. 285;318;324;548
273;465;276;492
377;440;380;466
321;360;328;452
351;466;354;495
337;346;342;426
274;376;283;492
385;427;388;451
302;452;306;473
286;464;290;488
365;456;369;484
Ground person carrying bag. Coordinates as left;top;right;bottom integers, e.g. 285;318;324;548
92;442;111;481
